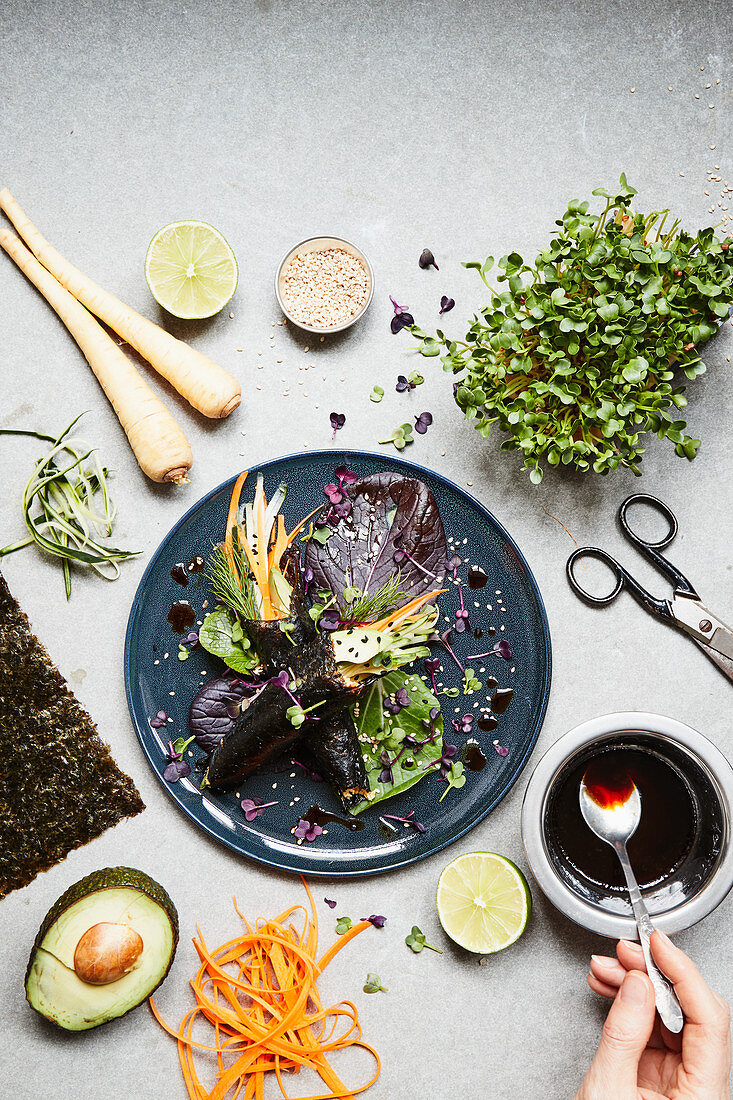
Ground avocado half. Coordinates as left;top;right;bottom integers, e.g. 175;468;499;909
25;866;178;1031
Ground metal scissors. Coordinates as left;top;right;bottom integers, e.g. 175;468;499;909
566;493;733;683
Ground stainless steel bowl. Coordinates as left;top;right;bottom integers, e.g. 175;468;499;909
274;235;374;334
521;712;733;938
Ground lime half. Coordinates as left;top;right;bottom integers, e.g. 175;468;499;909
436;852;531;954
145;221;238;319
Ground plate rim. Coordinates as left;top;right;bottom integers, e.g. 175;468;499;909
124;448;552;877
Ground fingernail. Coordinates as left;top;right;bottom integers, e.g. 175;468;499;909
620;971;649;1007
655;930;674;947
619;938;643;951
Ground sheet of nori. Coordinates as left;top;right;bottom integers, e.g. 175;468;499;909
0;570;144;899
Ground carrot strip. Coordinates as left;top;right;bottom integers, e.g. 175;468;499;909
370;588;446;633
151;885;379;1100
225;472;249;569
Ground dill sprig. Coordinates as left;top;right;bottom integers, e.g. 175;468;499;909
206;531;259;620
344;572;409;625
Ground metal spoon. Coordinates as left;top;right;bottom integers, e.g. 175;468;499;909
579;776;684;1033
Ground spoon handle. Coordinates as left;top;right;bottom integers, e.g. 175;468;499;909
616;842;684;1033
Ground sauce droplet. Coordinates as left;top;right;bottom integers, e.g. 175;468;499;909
491;687;514;715
187;555;205;574
170;563;189;586
301;804;365;832
477;714;499;732
484;675;499;691
473;627;484;640
168;599;196;633
73;922;143;985
463;739;487;771
467;565;489;590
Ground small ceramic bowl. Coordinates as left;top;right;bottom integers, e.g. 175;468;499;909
521;712;733;938
274;235;374;334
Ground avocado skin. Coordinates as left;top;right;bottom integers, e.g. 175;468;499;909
25;866;179;1029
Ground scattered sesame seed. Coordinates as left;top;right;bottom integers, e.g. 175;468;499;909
630;87;635;93
229;311;234;318
680;172;685;177
694;94;700;100
709;104;715;109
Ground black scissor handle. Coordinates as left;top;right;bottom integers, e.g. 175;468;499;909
566;546;669;616
618;493;697;596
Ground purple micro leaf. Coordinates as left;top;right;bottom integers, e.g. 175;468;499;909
494;743;509;757
467;639;513;661
324;483;343;504
330;412;346;437
452;713;475;735
324;897;337;909
419;248;439;270
163;759;190;783
241;797;279;822
395;374;414;392
150;710;168;729
334;464;358;486
414;411;433;435
389;295;407;314
439;295;455;314
445;553;462;575
318;607;342;632
362;915;387;928
390;312;414;334
293;819;323;842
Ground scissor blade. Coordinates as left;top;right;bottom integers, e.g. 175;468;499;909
670;592;733;658
692;637;733;683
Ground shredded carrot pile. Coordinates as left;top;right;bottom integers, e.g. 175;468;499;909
150;880;380;1100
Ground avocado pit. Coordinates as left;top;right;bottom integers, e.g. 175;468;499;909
73;922;143;985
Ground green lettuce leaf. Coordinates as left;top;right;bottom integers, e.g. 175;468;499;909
198;607;258;674
351;670;443;814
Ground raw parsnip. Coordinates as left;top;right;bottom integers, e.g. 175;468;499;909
0;229;192;484
0;189;241;419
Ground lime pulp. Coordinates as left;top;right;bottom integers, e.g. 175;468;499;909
145;220;238;319
436;851;531;954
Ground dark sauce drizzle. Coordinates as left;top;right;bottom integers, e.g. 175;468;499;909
301;804;365;833
168;599;196;633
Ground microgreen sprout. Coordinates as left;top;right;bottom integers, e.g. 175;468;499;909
424;657;441;694
494;741;509;758
408;176;733;482
452;713;475;735
294;818;324;842
163;738;192;783
241;797;279;821
439;295;455;314
414;411;433;435
453;582;470;632
419;248;439;270
467;639;512;661
335;915;353;935
462;668;482;694
439;760;467;801
362;914;387;928
384;687;411;715
380;812;426;834
370;385;385;403
324;897;337;908
363;972;389;993
432;627;465;673
405;925;443;953
329;412;346;438
150;710;168;729
379;423;414;450
389;296;414;334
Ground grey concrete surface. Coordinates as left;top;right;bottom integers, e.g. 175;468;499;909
1;1;731;1097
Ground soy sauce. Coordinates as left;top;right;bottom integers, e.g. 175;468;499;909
473;627;484;640
168;599;196;633
477;714;499;733
491;687;514;714
301;804;364;833
549;747;696;892
187;555;205;573
467;566;489;590
171;563;189;586
463;740;487;771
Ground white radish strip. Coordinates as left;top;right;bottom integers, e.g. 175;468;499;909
0;229;192;485
0;188;241;419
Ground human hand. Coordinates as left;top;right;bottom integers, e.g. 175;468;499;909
575;930;730;1099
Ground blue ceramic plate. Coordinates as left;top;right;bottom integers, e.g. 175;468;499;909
125;451;551;876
